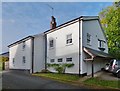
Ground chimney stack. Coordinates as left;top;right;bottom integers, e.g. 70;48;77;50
50;16;56;29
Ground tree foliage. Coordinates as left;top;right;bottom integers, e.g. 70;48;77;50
99;1;120;59
0;57;9;62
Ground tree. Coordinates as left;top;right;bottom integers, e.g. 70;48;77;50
99;1;120;59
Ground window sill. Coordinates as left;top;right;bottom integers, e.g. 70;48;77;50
49;47;54;50
98;47;105;51
66;43;73;46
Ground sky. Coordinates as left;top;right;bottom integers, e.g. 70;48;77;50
1;2;113;53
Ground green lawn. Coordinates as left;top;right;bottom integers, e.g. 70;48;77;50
33;73;80;82
33;73;120;89
84;77;120;89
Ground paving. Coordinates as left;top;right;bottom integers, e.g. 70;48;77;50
78;71;120;82
2;70;87;90
99;71;120;81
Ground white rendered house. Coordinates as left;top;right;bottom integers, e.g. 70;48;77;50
45;16;111;76
8;34;45;73
8;16;111;75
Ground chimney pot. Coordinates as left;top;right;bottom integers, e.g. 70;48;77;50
50;16;56;29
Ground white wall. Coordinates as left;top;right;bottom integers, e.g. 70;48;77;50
82;20;108;53
82;20;109;75
47;21;80;74
9;39;32;71
33;34;45;73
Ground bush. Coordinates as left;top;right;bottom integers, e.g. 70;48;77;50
41;69;50;73
47;63;74;74
55;66;64;74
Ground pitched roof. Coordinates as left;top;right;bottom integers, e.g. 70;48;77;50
44;16;99;34
8;36;34;48
8;33;45;48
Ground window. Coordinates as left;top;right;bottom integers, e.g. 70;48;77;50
66;34;72;44
98;39;105;51
87;33;91;45
22;41;26;50
50;59;55;63
98;39;105;48
49;40;54;48
23;56;26;63
66;58;72;62
58;58;63;62
13;58;15;64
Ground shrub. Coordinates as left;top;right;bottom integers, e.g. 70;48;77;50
47;63;74;74
41;69;50;73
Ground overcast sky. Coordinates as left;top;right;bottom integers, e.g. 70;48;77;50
1;2;113;53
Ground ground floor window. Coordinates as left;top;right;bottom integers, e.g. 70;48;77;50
58;58;63;62
50;59;55;63
66;58;72;62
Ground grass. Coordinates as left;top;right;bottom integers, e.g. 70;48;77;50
33;73;80;82
33;73;120;89
84;77;120;89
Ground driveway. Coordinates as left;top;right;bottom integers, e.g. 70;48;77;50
2;70;87;89
99;71;120;81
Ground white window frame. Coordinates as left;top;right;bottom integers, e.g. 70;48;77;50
50;59;55;63
13;58;15;65
87;33;91;45
98;39;105;48
58;58;63;62
66;58;72;62
22;56;26;64
22;41;26;50
66;34;72;44
49;39;54;48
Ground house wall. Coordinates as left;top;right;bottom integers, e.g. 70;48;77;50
82;20;109;75
33;34;45;73
9;39;32;71
47;21;80;74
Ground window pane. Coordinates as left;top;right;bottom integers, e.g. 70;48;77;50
13;58;15;64
50;59;54;62
50;40;54;47
66;34;72;44
87;33;91;44
66;58;72;62
23;56;26;63
58;58;62;62
23;42;25;50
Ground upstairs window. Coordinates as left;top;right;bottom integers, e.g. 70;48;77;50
22;41;26;50
87;33;91;45
50;59;55;63
98;39;105;51
66;34;72;44
23;56;26;64
58;58;63;62
66;58;72;62
49;40;54;48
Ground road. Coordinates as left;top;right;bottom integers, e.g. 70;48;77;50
2;70;87;90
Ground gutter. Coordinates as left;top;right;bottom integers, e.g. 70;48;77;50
78;19;81;76
31;37;34;73
80;18;83;75
45;34;47;70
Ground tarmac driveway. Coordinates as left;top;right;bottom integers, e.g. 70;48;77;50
2;70;87;90
97;71;120;81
